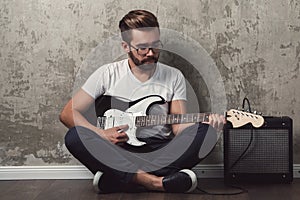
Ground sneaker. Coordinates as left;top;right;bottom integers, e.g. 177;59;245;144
162;169;197;193
93;171;104;193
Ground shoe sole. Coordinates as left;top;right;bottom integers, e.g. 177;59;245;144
180;169;198;193
93;171;103;193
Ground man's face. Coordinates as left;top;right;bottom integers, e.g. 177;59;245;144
127;28;161;70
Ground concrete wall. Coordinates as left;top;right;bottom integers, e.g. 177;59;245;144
0;0;299;166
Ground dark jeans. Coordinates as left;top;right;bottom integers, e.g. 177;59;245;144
65;123;216;192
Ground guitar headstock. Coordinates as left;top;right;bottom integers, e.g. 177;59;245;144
226;109;264;128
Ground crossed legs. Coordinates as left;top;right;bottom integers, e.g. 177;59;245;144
64;123;213;192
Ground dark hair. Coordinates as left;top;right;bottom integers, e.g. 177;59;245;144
119;10;159;42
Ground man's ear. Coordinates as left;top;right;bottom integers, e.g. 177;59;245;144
121;41;130;53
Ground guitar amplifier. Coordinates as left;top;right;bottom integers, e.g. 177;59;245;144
224;116;293;184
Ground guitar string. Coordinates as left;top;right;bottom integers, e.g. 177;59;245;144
135;113;208;127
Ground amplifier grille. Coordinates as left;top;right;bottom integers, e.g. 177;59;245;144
227;129;290;173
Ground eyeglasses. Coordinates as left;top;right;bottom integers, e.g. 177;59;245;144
129;41;163;56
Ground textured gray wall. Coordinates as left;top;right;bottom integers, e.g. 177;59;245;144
0;0;299;166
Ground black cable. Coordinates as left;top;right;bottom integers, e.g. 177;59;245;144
229;97;255;170
151;165;248;195
198;97;255;196
242;97;252;113
228;127;254;170
196;184;248;195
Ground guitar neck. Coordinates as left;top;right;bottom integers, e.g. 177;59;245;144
135;113;210;127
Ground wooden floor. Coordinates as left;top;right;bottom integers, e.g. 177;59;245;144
1;178;300;200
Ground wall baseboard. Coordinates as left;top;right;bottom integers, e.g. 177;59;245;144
0;166;93;180
0;164;299;180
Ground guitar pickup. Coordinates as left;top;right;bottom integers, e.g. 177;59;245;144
97;117;106;129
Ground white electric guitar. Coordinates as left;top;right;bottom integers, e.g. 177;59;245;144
95;95;264;146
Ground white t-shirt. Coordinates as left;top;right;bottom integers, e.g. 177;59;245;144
82;59;187;141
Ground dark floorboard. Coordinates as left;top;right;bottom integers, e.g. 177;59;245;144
1;178;299;200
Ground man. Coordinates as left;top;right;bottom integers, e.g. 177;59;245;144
60;9;226;193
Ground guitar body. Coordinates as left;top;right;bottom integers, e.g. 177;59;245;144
95;95;166;146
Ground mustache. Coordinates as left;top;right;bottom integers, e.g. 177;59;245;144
141;56;158;63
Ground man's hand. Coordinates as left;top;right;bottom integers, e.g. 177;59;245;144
205;114;226;131
96;124;129;145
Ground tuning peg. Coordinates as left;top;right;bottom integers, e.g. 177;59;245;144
254;111;263;115
237;107;244;111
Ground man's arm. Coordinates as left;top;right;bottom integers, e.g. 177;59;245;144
169;99;226;135
59;89;96;130
59;89;128;144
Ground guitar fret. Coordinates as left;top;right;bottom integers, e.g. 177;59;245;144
173;114;178;124
191;114;196;122
153;115;158;126
161;115;167;125
138;116;145;127
166;115;170;124
186;114;190;122
182;115;186;123
174;114;178;123
193;114;197;122
142;116;146;126
159;115;162;125
203;113;209;122
148;116;151;126
197;113;201;122
150;115;155;126
148;115;152;126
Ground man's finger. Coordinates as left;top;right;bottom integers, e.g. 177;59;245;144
118;124;129;131
117;129;124;133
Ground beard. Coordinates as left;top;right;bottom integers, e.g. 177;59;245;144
128;52;159;71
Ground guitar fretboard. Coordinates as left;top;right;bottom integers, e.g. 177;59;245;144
135;113;210;127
